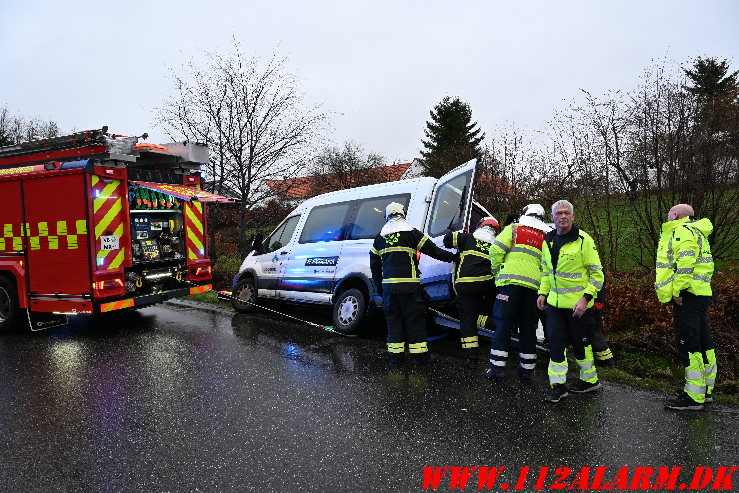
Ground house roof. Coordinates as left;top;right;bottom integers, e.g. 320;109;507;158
477;173;518;196
264;163;411;200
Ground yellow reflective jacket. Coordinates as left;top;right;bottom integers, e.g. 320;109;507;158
538;227;604;309
490;221;546;291
655;217;713;303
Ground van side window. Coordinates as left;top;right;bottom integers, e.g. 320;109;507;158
428;172;471;237
263;215;300;254
346;194;411;240
299;202;351;243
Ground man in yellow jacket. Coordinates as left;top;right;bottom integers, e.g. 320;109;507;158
485;204;550;379
656;204;716;411
537;200;604;403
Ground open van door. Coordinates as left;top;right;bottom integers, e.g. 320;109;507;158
420;158;478;301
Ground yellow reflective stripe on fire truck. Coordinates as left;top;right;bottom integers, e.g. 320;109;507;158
91;175;126;270
100;298;134;312
94;196;123;239
0;221;86;252
189;284;212;295
186;201;205;260
96;223;125;267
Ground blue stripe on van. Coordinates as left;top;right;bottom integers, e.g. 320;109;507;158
277;278;337;294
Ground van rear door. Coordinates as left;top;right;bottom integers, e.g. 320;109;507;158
420;158;478;300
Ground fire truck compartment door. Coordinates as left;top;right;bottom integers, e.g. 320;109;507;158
23;174;91;296
130;181;235;203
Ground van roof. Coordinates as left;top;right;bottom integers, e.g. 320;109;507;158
293;176;437;212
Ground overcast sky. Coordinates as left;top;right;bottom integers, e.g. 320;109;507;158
1;1;737;164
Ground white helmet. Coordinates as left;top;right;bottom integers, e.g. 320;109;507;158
521;203;545;220
385;202;406;220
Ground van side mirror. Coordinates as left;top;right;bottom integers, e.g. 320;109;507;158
251;232;264;255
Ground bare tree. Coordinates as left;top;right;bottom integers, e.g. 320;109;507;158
307;141;391;193
538;57;738;268
0;105;60;146
156;39;329;258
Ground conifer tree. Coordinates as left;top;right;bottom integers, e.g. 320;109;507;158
420;96;485;178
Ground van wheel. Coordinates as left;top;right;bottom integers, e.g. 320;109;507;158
0;276;22;333
332;288;366;334
232;278;257;313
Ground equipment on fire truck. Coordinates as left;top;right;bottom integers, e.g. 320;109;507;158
0;127;235;332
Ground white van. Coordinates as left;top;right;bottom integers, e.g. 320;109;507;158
229;159;489;333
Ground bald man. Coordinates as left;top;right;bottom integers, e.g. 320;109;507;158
655;204;716;411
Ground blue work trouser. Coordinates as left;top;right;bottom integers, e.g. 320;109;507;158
490;284;539;370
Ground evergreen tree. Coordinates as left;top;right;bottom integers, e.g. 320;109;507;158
683;57;738;100
420;96;485;178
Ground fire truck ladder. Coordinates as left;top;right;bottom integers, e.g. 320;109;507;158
0;127;134;170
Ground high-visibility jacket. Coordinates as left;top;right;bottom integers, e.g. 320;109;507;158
370;229;455;295
490;218;547;291
539;226;604;309
655;217;713;303
443;231;494;285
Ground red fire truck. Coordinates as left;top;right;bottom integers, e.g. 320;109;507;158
0;127;233;331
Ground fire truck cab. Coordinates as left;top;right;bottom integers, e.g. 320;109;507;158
0;128;232;332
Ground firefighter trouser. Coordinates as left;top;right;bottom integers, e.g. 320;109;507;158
489;284;539;373
674;293;716;404
545;305;598;387
590;308;614;363
383;288;428;361
455;283;495;354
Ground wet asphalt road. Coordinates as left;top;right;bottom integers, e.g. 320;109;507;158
0;301;737;493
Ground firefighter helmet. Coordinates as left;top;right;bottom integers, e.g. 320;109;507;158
521;203;546;220
385;202;406;220
476;216;500;233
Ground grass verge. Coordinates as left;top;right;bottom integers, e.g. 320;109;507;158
183;291;231;307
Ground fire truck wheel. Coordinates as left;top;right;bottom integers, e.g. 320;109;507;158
332;288;367;334
232;278;257;313
0;276;21;333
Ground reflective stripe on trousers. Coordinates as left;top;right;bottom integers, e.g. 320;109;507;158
684;351;706;404
595;348;613;360
576;345;598;384
519;352;536;370
408;341;428;354
387;342;405;354
704;348;717;393
490;349;508;367
548;359;567;385
461;335;479;349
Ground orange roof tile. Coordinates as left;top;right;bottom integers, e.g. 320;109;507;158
264;163;411;200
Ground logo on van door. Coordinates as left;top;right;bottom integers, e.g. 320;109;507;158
305;256;339;266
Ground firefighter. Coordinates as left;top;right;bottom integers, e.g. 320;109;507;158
485;204;551;380
443;216;500;368
370;202;456;364
656;203;716;411
537;200;604;403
